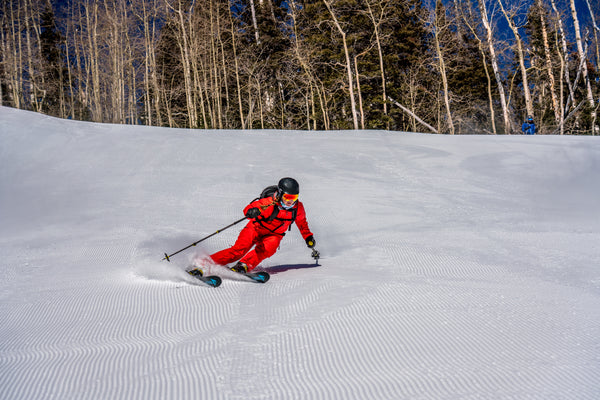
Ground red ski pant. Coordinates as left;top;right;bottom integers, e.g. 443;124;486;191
210;223;282;271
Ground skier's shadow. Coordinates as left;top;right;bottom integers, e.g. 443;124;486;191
264;263;321;274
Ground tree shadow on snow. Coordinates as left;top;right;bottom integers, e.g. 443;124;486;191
264;263;321;274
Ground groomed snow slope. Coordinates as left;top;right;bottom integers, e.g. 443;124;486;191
1;106;599;399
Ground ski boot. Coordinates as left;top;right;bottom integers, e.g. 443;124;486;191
230;262;249;274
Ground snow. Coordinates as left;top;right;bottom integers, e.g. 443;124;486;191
1;106;599;399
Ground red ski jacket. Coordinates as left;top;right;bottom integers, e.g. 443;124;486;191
244;196;313;238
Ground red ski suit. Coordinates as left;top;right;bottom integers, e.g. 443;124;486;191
210;196;313;271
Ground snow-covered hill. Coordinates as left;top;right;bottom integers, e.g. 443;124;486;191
1;106;599;399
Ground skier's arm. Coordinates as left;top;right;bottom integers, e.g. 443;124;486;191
244;197;276;219
295;202;313;242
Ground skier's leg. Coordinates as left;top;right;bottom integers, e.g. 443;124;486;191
210;224;257;265
239;234;282;270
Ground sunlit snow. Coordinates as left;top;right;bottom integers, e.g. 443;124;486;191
1;106;599;399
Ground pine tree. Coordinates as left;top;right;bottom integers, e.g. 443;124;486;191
39;2;65;117
379;0;431;131
443;1;492;133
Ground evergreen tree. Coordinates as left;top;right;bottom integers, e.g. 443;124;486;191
294;0;431;130
379;0;431;131
443;1;492;133
39;2;66;117
231;0;292;128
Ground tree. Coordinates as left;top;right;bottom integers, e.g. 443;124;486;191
429;0;455;134
370;0;431;132
322;0;359;129
570;0;594;108
39;0;66;117
526;0;561;132
497;0;534;120
479;0;512;134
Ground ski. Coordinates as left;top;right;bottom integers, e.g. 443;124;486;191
230;269;270;283
187;268;222;287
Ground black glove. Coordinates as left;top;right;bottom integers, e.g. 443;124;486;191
305;235;316;248
245;207;260;218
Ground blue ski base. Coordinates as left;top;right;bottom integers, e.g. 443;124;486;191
187;268;222;287
233;270;270;283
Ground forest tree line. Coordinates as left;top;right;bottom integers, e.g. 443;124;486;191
1;0;599;134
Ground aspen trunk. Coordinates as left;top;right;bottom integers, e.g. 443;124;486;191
140;0;160;125
229;6;245;129
209;1;222;129
584;0;599;77
432;4;454;135
323;0;359;130
85;1;102;121
249;0;260;44
549;0;574;112
365;1;388;124
460;2;497;134
570;0;594;107
2;1;21;108
354;54;365;129
497;0;533;119
14;4;24;109
480;0;512;134
173;1;197;128
23;0;40;112
388;95;438;133
537;0;560;126
217;5;230;125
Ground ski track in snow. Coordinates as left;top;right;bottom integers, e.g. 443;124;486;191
1;107;599;399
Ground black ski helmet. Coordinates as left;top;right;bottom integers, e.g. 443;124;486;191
278;177;299;196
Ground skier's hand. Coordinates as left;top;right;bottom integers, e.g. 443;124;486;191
245;207;260;219
305;235;316;248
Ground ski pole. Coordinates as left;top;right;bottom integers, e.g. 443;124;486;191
163;216;247;262
311;248;320;264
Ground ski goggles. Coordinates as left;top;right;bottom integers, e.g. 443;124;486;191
281;193;298;203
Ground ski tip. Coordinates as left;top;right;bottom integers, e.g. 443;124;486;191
206;276;222;287
188;269;222;287
254;271;270;283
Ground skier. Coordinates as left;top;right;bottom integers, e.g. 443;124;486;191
521;116;536;135
198;177;315;274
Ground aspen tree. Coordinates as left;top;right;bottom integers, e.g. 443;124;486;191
459;0;497;134
570;0;594;107
431;0;455;134
479;0;512;133
323;0;359;130
364;0;390;124
497;0;533;119
536;0;560;127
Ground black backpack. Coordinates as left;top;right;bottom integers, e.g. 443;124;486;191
254;185;297;229
259;185;279;200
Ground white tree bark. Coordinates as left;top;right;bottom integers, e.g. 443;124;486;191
570;0;594;107
497;0;533;119
480;0;512;133
365;0;389;124
432;2;455;134
323;0;359;130
537;0;560;126
249;0;260;44
388;95;438;133
460;0;497;134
